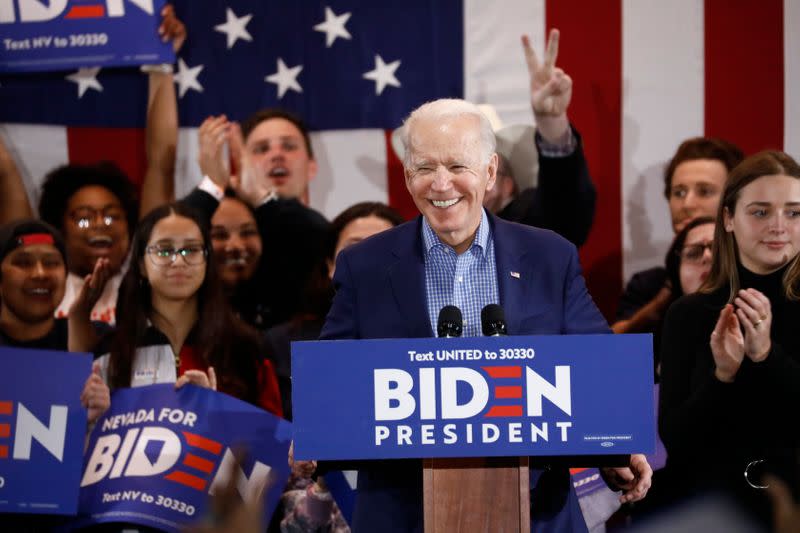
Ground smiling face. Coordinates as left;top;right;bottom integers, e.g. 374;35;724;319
63;185;130;277
244;117;318;203
142;214;207;303
724;174;800;275
404;114;497;254
210;197;262;288
0;243;66;325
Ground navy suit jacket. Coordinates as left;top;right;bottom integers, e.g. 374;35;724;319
320;213;610;532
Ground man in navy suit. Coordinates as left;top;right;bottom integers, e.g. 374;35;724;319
320;98;652;532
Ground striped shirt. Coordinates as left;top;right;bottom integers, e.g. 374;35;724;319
423;209;499;338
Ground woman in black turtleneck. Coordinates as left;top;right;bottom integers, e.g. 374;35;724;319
657;150;800;525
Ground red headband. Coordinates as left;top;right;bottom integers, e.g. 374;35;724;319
16;233;55;247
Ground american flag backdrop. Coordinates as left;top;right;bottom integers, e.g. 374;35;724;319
0;0;796;320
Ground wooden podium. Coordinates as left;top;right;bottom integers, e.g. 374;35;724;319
423;457;530;533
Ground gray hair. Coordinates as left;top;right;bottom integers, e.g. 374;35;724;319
400;98;496;168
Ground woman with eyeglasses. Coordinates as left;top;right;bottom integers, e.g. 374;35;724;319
641;217;717;376
666;217;715;298
93;203;282;417
657;151;800;525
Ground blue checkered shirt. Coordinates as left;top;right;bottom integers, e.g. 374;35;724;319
422;210;499;338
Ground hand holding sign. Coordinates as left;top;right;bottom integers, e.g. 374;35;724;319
158;4;186;53
81;361;110;424
175;367;218;391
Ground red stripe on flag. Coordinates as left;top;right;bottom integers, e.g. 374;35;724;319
547;0;623;321
164;470;207;491
65;5;105;19
494;386;523;399
482;366;522;378
0;445;7;458
0;402;11;415
705;0;784;154
66;127;147;193
485;405;524;417
182;431;223;455
385;130;419;221
0;424;10;438
183;453;215;474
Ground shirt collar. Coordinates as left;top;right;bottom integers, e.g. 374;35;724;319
422;209;491;256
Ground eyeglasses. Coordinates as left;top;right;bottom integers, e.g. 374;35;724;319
69;207;126;229
145;245;207;266
679;242;713;263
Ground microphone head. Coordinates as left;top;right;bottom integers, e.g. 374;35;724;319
437;305;463;338
481;304;507;336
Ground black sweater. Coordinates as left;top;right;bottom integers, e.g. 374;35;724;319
658;262;800;522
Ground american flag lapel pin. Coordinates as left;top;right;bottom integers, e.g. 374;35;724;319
510;271;521;279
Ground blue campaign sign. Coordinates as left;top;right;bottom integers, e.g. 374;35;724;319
292;334;655;460
0;347;92;515
76;383;292;533
0;0;173;73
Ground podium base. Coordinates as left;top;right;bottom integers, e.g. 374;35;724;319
423;456;530;533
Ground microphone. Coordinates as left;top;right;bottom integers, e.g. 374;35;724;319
481;304;507;336
437;305;463;338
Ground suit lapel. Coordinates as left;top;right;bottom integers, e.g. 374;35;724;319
492;216;529;335
388;218;434;338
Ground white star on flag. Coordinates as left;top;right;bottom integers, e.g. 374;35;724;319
214;7;253;49
66;67;102;98
313;6;352;48
362;54;401;95
265;58;303;98
174;58;204;98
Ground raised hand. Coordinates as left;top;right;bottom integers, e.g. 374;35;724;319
228;123;275;207
80;361;110;424
198;115;232;188
710;304;745;382
522;29;573;119
70;257;112;317
734;288;772;362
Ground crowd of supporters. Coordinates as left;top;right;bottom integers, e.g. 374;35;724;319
1;6;798;533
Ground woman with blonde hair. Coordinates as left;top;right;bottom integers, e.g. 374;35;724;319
658;150;800;524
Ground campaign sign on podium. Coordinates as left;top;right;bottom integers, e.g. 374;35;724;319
292;334;654;460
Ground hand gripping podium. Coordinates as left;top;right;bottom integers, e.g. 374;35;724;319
292;334;654;532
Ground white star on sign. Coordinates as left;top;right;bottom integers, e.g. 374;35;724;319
265;58;303;99
214;7;253;49
313;6;352;48
66;67;102;98
174;58;204;98
362;54;401;95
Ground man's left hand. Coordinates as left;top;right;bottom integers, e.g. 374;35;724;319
600;454;652;504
